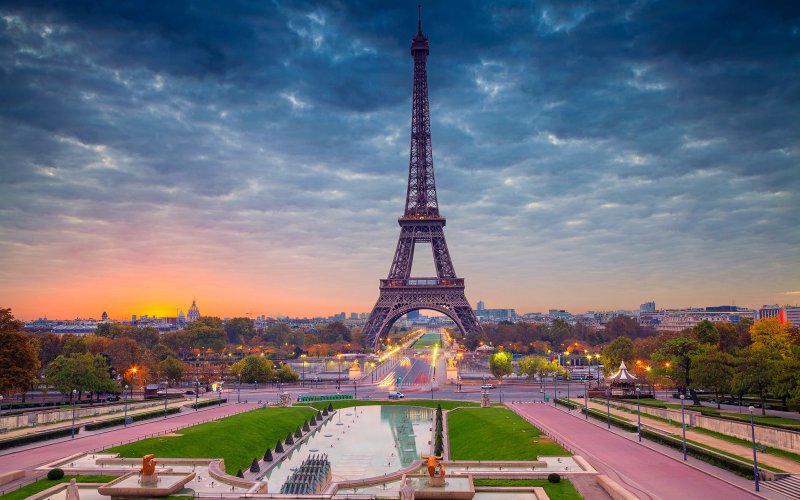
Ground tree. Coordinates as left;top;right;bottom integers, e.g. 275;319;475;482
652;335;701;404
231;355;274;383
185;317;226;351
689;346;734;408
0;308;23;333
602;337;634;374
732;345;778;415
517;356;548;381
692;320;720;346
749;318;790;355
772;347;800;409
159;356;185;386
45;353;115;401
225;318;255;344
716;322;742;353
489;351;512;383
275;363;299;383
0;326;41;396
322;322;351;344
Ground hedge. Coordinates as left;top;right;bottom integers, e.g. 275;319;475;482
556;398;759;479
85;408;180;431
189;398;227;409
0;426;79;450
296;395;353;402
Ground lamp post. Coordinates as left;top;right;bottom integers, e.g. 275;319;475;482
749;405;760;491
123;385;129;426
584;381;588;420
237;374;241;403
337;354;342;391
0;395;4;420
566;376;570;413
194;360;200;411
71;389;77;438
680;394;687;461
300;354;306;387
605;387;611;429
636;384;642;442
163;381;169;418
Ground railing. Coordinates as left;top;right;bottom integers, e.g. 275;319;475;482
381;278;464;288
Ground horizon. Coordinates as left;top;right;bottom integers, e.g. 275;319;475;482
1;2;798;321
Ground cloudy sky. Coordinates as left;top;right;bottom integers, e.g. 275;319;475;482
1;1;798;320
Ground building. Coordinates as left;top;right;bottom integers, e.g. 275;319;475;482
187;298;201;322
639;301;656;314
786;306;800;326
477;301;485;311
101;311;108;321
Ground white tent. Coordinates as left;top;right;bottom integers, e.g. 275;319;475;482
607;360;637;382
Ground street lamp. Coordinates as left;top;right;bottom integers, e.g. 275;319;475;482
584;381;588;420
605;387;611;429
163;380;168;418
300;354;307;387
636;384;642;442
123;385;129;426
566;375;570;413
337;354;342;391
71;389;77;438
749;405;760;492
680;394;687;461
194;378;199;411
0;395;3;420
237;374;241;403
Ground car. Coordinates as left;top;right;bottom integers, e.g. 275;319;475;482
481;384;495;390
388;391;405;399
185;390;195;395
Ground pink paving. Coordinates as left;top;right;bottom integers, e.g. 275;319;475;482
510;403;759;500
0;403;257;473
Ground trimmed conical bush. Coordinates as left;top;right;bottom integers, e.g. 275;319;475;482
294;425;302;438
236;469;244;478
327;403;333;412
250;458;260;473
303;420;311;432
285;432;294;445
264;448;273;461
322;408;329;416
275;440;284;453
316;410;323;419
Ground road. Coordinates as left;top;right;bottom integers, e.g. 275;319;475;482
511;402;760;500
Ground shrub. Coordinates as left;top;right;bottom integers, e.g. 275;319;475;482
0;427;79;450
303;420;310;432
85;408;180;431
275;440;284;453
249;458;260;473
236;469;244;478
47;468;65;480
294;426;302;438
264;448;273;461
285;432;294;445
547;473;561;483
327;403;333;412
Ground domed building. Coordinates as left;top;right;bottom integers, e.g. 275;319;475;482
187;298;201;322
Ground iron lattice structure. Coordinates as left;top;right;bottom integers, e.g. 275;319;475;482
363;12;481;348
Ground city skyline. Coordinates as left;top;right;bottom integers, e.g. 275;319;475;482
1;1;798;320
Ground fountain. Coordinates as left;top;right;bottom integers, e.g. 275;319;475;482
97;456;195;498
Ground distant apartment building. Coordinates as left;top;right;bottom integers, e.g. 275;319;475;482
476;300;485;311
639;301;656;314
476;308;517;322
640;306;754;332
754;305;800;325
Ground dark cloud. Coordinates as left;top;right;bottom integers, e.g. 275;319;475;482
0;0;798;315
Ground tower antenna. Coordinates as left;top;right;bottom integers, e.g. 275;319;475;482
418;4;422;34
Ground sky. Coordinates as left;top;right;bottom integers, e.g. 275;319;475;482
0;1;798;321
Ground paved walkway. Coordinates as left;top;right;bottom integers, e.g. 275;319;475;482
582;399;800;473
511;402;763;500
0;402;257;473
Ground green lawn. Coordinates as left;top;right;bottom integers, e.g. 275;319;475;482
295;399;481;411
105;407;315;474
411;333;442;348
1;475;116;500
473;478;582;500
447;407;570;460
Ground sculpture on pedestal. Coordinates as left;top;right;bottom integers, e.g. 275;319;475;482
422;455;445;486
139;454;159;485
65;478;80;500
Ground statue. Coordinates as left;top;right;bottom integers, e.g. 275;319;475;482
65;478;80;500
399;477;415;500
350;359;360;370
139;454;159;485
421;455;445;486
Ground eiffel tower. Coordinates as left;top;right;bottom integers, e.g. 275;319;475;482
362;9;481;348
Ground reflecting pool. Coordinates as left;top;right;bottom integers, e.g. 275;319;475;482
263;405;434;486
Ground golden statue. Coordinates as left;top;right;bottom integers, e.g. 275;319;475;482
139;454;159;485
422;455;445;479
141;455;158;475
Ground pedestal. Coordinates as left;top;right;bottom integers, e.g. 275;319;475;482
480;391;490;408
428;476;445;487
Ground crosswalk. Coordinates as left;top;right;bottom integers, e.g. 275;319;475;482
761;475;800;499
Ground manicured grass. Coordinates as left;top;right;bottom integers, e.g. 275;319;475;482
473;478;582;500
684;438;785;473
106;407;315;475
1;475;116;500
295;399;481;411
411;333;442;348
689;427;800;464
447;407;570;460
718;413;800;427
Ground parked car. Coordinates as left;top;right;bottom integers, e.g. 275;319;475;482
481;384;495;390
388;391;405;399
